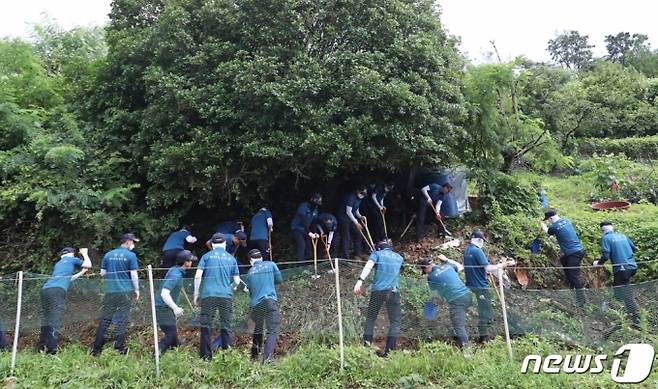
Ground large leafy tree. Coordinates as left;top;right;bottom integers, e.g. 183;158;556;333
513;63;592;155
90;0;466;216
604;32;649;65
576;61;658;138
0;36;138;271
627;48;658;78
525;61;658;145
461;60;569;173
30;20;107;102
547;31;594;71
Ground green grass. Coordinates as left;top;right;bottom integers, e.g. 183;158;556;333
1;336;649;388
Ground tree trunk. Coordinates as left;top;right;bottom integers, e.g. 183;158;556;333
502;153;515;173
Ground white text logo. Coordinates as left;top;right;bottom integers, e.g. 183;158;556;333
521;343;654;384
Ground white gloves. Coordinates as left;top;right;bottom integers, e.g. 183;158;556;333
173;306;184;317
354;280;363;296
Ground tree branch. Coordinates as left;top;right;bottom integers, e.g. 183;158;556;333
516;128;549;158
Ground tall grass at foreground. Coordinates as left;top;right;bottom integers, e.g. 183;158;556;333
1;336;651;388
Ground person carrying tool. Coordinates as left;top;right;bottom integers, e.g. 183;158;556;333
155;250;197;354
249;208;274;259
594;221;640;328
542;209;586;307
365;182;393;243
38;247;92;354
353;239;403;357
246;249;283;363
419;255;472;349
310;212;338;258
195;233;242;359
416;182;452;241
463;230;515;343
161;225;197;269
290;193;322;261
338;185;369;259
92;233;140;356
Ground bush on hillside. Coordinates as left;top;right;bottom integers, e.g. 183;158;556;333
474;171;540;221
579;155;658;205
579;136;658;161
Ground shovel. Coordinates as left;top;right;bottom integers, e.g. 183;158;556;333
311;236;320;279
428;202;452;237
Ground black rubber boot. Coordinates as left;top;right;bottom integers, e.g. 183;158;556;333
478;335;491;343
575;289;586;308
220;329;232;350
37;326;50;352
382;336;397;357
251;334;263;361
630;314;641;330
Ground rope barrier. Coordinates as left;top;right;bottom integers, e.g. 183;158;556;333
11;256;658;281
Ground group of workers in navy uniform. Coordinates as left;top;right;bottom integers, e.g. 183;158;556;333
15;174;642;361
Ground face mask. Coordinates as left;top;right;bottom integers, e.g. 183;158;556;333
128;243;135;251
471;238;484;248
357;193;365;199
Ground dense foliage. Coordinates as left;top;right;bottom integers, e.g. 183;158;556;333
2;6;658;388
2;0;469;268
0;36;143;272
0;2;657;273
579;135;658;161
92;0;466;215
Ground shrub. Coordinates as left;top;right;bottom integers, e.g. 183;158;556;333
579;136;658;161
473;171;541;221
578;154;658;204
